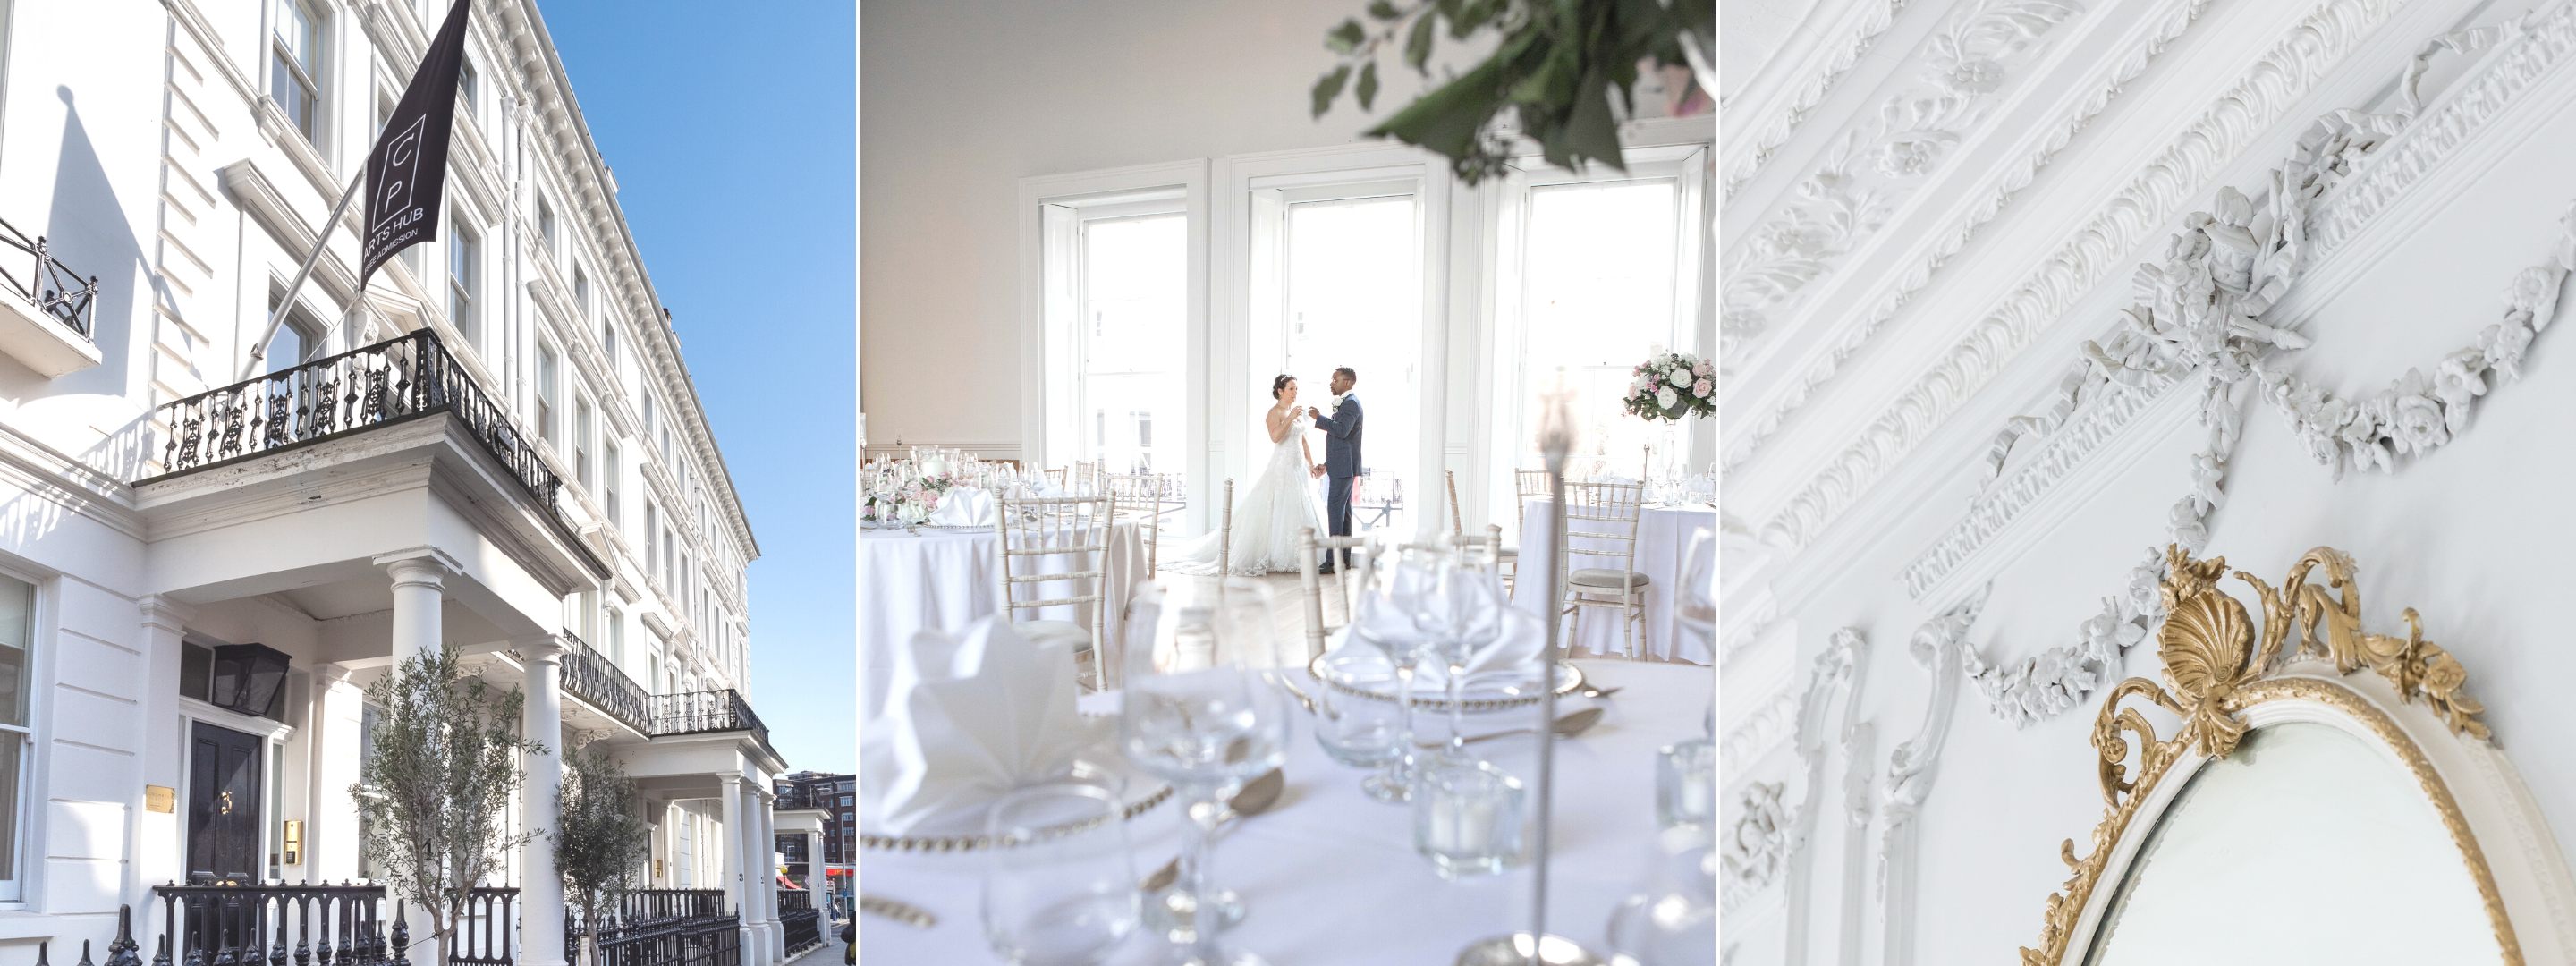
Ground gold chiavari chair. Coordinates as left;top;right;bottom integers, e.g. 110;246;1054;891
993;490;1114;691
1296;527;1378;665
1106;471;1172;578
1449;470;1519;590
1216;479;1235;577
1558;480;1648;657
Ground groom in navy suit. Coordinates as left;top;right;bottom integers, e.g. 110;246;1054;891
1308;367;1363;573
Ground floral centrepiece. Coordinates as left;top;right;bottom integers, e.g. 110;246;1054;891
864;463;967;527
1623;352;1715;421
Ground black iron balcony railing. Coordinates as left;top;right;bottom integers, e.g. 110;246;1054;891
149;331;566;529
777;891;821;953
0;216;97;339
647;690;770;751
560;631;648;733
451;887;520;966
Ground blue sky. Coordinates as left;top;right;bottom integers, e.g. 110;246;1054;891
542;1;856;774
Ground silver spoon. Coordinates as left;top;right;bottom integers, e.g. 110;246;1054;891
1139;767;1286;892
1415;707;1606;748
1579;684;1623;699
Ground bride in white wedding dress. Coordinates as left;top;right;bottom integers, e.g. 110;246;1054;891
1163;375;1327;576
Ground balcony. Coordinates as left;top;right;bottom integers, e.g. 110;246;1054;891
0;215;101;377
147;330;569;526
648;689;776;758
562;631;649;733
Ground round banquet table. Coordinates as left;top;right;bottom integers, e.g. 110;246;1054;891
860;519;1148;720
857;658;1715;965
1510;499;1716;664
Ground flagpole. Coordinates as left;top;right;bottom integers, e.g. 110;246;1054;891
241;166;367;381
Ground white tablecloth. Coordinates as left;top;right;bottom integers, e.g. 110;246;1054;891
861;520;1148;719
1511;500;1716;664
858;659;1714;965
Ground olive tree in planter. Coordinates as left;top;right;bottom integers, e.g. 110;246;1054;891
1311;0;1714;184
353;646;545;966
557;743;649;966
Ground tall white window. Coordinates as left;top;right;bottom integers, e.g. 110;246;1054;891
575;397;595;490
271;0;324;145
538;196;557;259
0;573;29;901
603;437;623;526
644;504;658;581
606;605;626;669
1071;213;1186;479
537;343;560;446
1495;145;1704;494
448;219;479;342
457;58;479;124
1275;185;1423;530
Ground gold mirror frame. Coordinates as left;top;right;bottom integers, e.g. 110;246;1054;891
2020;545;2513;965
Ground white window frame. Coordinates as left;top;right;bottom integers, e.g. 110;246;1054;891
1215;144;1453;540
0;564;47;905
448;214;480;344
1018;160;1209;527
269;0;326;148
1479;134;1709;530
537;340;561;447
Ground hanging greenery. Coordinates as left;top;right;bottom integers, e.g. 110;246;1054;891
1311;0;1712;184
352;646;544;966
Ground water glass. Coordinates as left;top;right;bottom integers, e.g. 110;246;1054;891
981;782;1140;966
1655;738;1716;831
1413;759;1525;879
1603;825;1717;966
1307;660;1402;769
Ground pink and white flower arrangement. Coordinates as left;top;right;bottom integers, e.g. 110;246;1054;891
1623;352;1714;422
863;463;970;525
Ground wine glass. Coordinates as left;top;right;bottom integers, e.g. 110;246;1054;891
981;781;1140;966
1412;554;1508;765
1602;826;1717;966
1120;580;1290;966
1306;650;1403;769
1347;543;1439;802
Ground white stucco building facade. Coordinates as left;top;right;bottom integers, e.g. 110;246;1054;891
0;1;785;963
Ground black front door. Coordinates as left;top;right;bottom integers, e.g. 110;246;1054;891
187;722;262;885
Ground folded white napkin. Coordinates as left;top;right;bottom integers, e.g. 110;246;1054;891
1331;597;1548;691
927;486;998;527
860;618;1109;835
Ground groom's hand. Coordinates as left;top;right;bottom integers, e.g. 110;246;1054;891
1310;464;1325;479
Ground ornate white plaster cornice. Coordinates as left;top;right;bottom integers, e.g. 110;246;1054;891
1721;0;2212;475
1722;0;2089;361
1722;686;1801;788
1899;371;2181;602
1722;0;1917;203
1753;0;2409;551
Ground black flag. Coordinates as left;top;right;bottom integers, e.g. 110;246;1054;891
359;0;472;290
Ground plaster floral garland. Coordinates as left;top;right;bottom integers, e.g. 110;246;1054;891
1953;14;2563;727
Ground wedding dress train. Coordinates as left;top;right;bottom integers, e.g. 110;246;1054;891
1164;411;1326;576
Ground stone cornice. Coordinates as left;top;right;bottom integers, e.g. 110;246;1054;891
1750;0;2413;552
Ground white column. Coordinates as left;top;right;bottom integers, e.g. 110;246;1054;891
306;664;357;884
521;636;571;966
718;772;747;948
744;784;775;966
380;552;457;665
758;792;783;962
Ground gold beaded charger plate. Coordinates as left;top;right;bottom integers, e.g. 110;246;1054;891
1307;653;1584;712
859;728;1174;854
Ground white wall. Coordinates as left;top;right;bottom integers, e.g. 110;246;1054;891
860;0;1706;455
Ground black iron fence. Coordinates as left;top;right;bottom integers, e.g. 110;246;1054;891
147;331;567;530
450;888;518;966
151;884;398;966
0;216;97;339
559;631;648;732
568;892;735;966
776;892;818;954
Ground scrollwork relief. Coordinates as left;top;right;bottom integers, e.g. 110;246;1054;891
1721;781;1792;913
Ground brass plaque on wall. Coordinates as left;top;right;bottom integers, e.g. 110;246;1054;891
145;785;174;814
